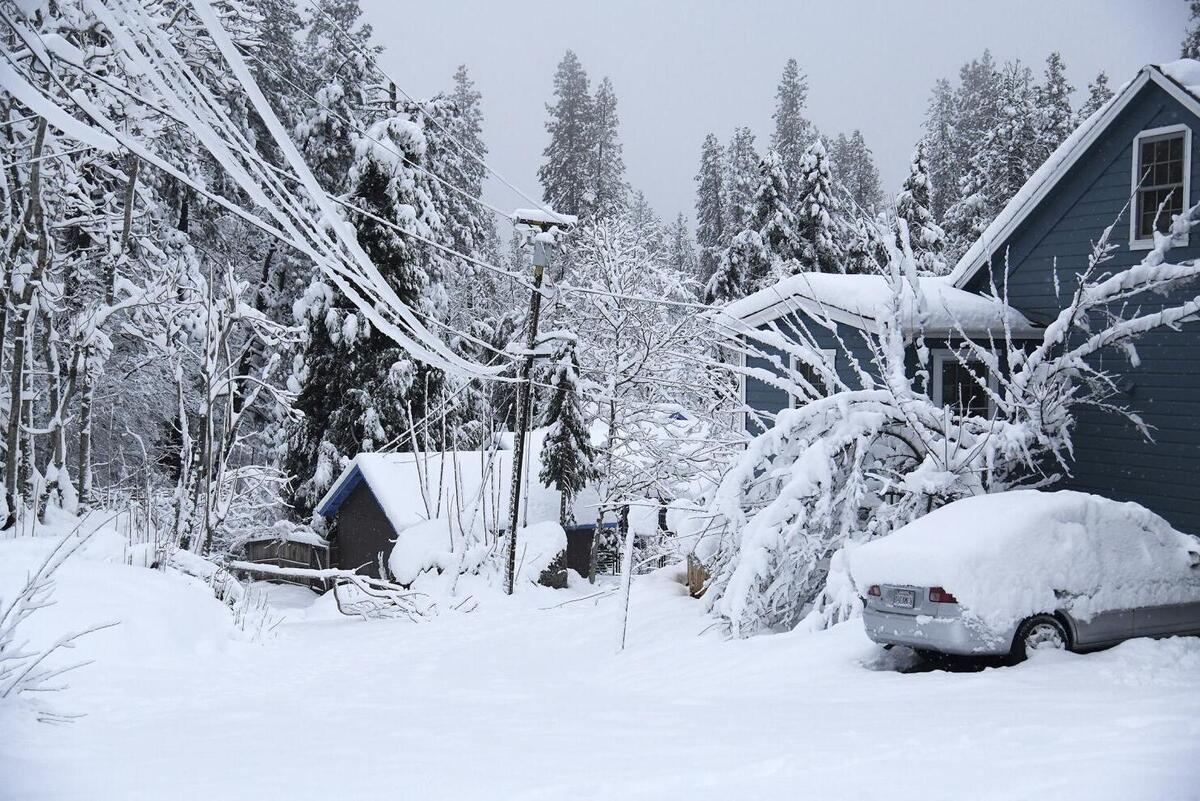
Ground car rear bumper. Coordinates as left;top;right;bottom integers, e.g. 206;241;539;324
862;607;1010;656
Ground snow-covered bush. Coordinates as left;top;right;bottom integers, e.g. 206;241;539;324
701;206;1200;637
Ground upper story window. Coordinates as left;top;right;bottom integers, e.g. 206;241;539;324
1131;124;1191;248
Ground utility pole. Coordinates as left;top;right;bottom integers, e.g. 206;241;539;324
505;210;575;595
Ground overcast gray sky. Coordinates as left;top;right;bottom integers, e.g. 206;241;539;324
360;0;1187;226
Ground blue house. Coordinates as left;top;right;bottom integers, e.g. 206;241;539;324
726;59;1200;535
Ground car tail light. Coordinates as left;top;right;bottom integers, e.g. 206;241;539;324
867;585;881;597
929;586;958;604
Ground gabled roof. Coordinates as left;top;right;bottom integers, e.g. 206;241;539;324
714;272;1040;339
947;60;1200;289
314;432;605;534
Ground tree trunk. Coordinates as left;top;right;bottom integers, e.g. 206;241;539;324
3;174;49;529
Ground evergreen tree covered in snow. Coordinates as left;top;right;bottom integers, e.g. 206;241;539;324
295;0;379;192
589;77;628;219
792;140;843;274
893;142;947;276
827;130;882;213
538;338;598;524
705;234;754;304
1034;52;1075;164
725;126;760;237
667;214;698;279
287;111;448;515
771;58;816;201
694;133;726;285
1184;0;1200;59
979;62;1040;215
1079;71;1114;122
922;78;959;221
539;50;593;218
748;150;800;283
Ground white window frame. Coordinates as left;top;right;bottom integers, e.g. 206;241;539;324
788;349;836;409
1129;123;1191;251
930;349;998;418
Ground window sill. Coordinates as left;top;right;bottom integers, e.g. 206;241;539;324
1129;236;1189;251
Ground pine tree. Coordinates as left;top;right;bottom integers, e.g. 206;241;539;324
1035;52;1075;164
894;142;948;276
1079;71;1114;121
792;140;843;274
771;58;816;200
1183;0;1200;58
590;77;627;219
943;166;989;259
827;130;882;213
287;109;448;514
705;233;755;304
295;0;378;192
748;150;800;285
539;50;593;217
538;338;598;525
626;190;665;256
694;133;726;285
725;126;759;236
978;61;1040;214
666;214;698;279
923;78;959;221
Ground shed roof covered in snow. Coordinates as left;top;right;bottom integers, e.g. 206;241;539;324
947;60;1200;289
714;272;1040;338
314;431;604;536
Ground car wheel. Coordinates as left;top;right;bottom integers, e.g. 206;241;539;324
1012;615;1070;661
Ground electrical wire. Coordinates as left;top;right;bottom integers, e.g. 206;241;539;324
300;0;573;227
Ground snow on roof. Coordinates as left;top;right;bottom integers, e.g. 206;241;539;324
714;272;1040;338
315;430;604;535
947;61;1200;288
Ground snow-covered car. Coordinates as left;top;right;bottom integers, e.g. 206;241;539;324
848;491;1200;660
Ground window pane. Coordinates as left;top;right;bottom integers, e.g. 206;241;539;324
1155;162;1169;185
1170;136;1184;160
1169;159;1184;184
1155;139;1169;161
940;360;988;417
1142;141;1155;164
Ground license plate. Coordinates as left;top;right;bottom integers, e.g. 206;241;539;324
891;589;915;609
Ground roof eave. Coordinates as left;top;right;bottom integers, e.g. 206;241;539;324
948;66;1200;289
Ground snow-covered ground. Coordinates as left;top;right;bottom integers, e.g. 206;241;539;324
2;529;1199;801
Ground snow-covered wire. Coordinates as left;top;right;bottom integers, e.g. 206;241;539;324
232;41;515;223
299;0;573;226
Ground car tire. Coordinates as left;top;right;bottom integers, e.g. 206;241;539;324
1012;614;1070;662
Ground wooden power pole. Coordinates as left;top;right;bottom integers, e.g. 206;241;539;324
504;211;574;595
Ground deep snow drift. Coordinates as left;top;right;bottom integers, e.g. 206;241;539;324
1;523;1198;801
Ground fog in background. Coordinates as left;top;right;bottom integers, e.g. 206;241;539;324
361;0;1185;224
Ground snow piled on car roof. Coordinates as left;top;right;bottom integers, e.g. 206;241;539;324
848;490;1200;631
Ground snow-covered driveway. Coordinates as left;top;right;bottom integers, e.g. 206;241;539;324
2;542;1199;801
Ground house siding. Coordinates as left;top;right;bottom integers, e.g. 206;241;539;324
744;313;880;425
964;80;1200;534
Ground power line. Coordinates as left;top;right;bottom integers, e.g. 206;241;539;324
233;41;515;224
300;0;573;227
